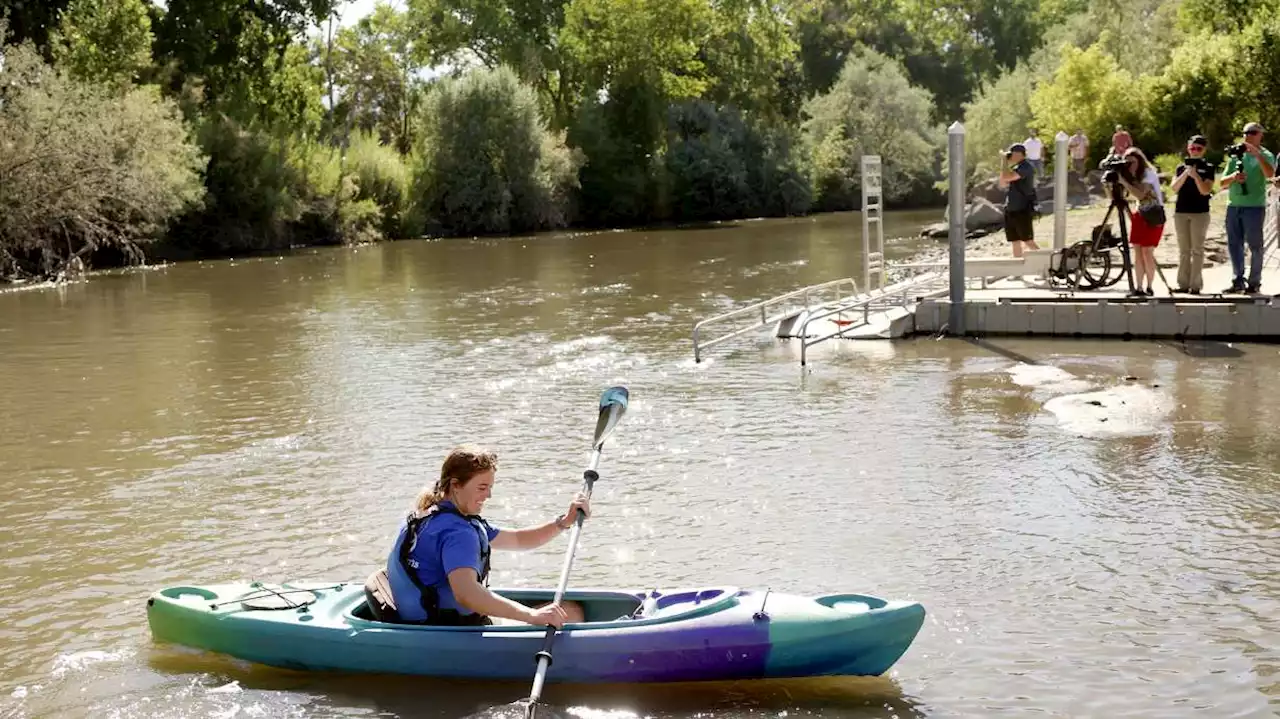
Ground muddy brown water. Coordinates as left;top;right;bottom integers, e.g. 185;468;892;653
1;210;1277;718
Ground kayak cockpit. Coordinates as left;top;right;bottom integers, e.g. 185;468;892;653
346;586;742;630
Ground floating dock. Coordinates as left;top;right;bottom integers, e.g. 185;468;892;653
912;263;1280;341
692;231;1280;365
691;140;1280;365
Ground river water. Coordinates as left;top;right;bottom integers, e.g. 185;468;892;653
1;210;1277;719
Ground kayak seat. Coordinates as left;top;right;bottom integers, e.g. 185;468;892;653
363;568;403;623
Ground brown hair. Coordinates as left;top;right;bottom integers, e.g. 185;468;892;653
1122;146;1151;169
415;444;499;514
1121;146;1153;187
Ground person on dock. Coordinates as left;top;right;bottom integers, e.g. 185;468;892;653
1068;129;1089;176
997;143;1040;258
1111;125;1133;156
1023;130;1044;175
376;445;591;627
1220;122;1276;294
1169;135;1216;294
1114;148;1165;297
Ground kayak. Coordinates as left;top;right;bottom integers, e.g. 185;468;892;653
146;581;926;683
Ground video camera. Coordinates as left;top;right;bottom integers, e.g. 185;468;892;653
1099;155;1128;183
1224;143;1250;193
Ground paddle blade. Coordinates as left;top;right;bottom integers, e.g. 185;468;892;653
592;386;629;449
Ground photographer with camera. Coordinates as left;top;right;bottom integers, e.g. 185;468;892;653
997;143;1040;258
1220;122;1275;293
1169;135;1216;293
1111;147;1165;296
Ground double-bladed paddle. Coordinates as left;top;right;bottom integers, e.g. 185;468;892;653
523;385;630;719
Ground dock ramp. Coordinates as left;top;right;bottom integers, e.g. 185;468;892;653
692;272;950;364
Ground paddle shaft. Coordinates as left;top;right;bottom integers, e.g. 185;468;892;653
526;449;600;709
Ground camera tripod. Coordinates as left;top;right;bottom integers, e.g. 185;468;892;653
1099;179;1138;294
1049;179;1136;292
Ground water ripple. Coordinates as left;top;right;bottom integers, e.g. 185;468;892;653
0;219;1277;719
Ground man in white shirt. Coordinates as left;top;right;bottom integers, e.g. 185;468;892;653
1023;130;1044;176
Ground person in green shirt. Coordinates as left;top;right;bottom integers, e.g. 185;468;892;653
1220;122;1276;293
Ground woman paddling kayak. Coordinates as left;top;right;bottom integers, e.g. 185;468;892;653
369;444;591;627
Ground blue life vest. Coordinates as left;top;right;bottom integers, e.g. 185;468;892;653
385;503;492;623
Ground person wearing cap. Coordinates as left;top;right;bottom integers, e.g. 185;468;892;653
997;143;1040;257
1169;135;1216;293
1220;122;1275;293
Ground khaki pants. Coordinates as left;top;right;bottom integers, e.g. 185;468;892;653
1173;212;1210;291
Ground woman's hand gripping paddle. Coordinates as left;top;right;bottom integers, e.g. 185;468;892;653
523;386;629;719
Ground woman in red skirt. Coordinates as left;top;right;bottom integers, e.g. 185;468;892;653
1117;148;1165;296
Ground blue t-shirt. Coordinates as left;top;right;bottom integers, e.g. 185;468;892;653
394;501;502;616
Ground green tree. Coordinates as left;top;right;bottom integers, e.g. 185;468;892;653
0;0;73;56
1176;0;1273;34
267;41;328;140
791;0;897;97
568;82;665;227
697;0;802;123
660;100;810;221
0;41;205;280
405;0;573;126
558;0;717;224
961;64;1042;181
1231;18;1280;136
793;0;1042;121
889;0;1043;120
49;0;153;88
560;0;712;104
1078;0;1181;76
413;66;583;235
151;0;336;124
1144;32;1242;151
327;4;425;153
801;48;941;209
1028;45;1148;156
162;117;384;256
345;130;413;237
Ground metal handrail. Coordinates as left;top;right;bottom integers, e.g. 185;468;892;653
798;302;874;366
692;277;860;362
797;271;949;365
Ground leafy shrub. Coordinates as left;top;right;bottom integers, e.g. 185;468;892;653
412;66;583;236
0;38;204;279
50;0;153;88
1028;45;1151;162
665;101;811;220
345;131;412;238
801;47;942;209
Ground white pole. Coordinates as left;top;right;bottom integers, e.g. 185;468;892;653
947;122;966;336
1054;130;1069;250
860;157;871;290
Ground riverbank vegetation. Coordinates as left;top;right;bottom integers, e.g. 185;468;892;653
1;0;1276;281
961;0;1280;180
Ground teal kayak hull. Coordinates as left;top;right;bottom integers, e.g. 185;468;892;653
146;582;925;683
